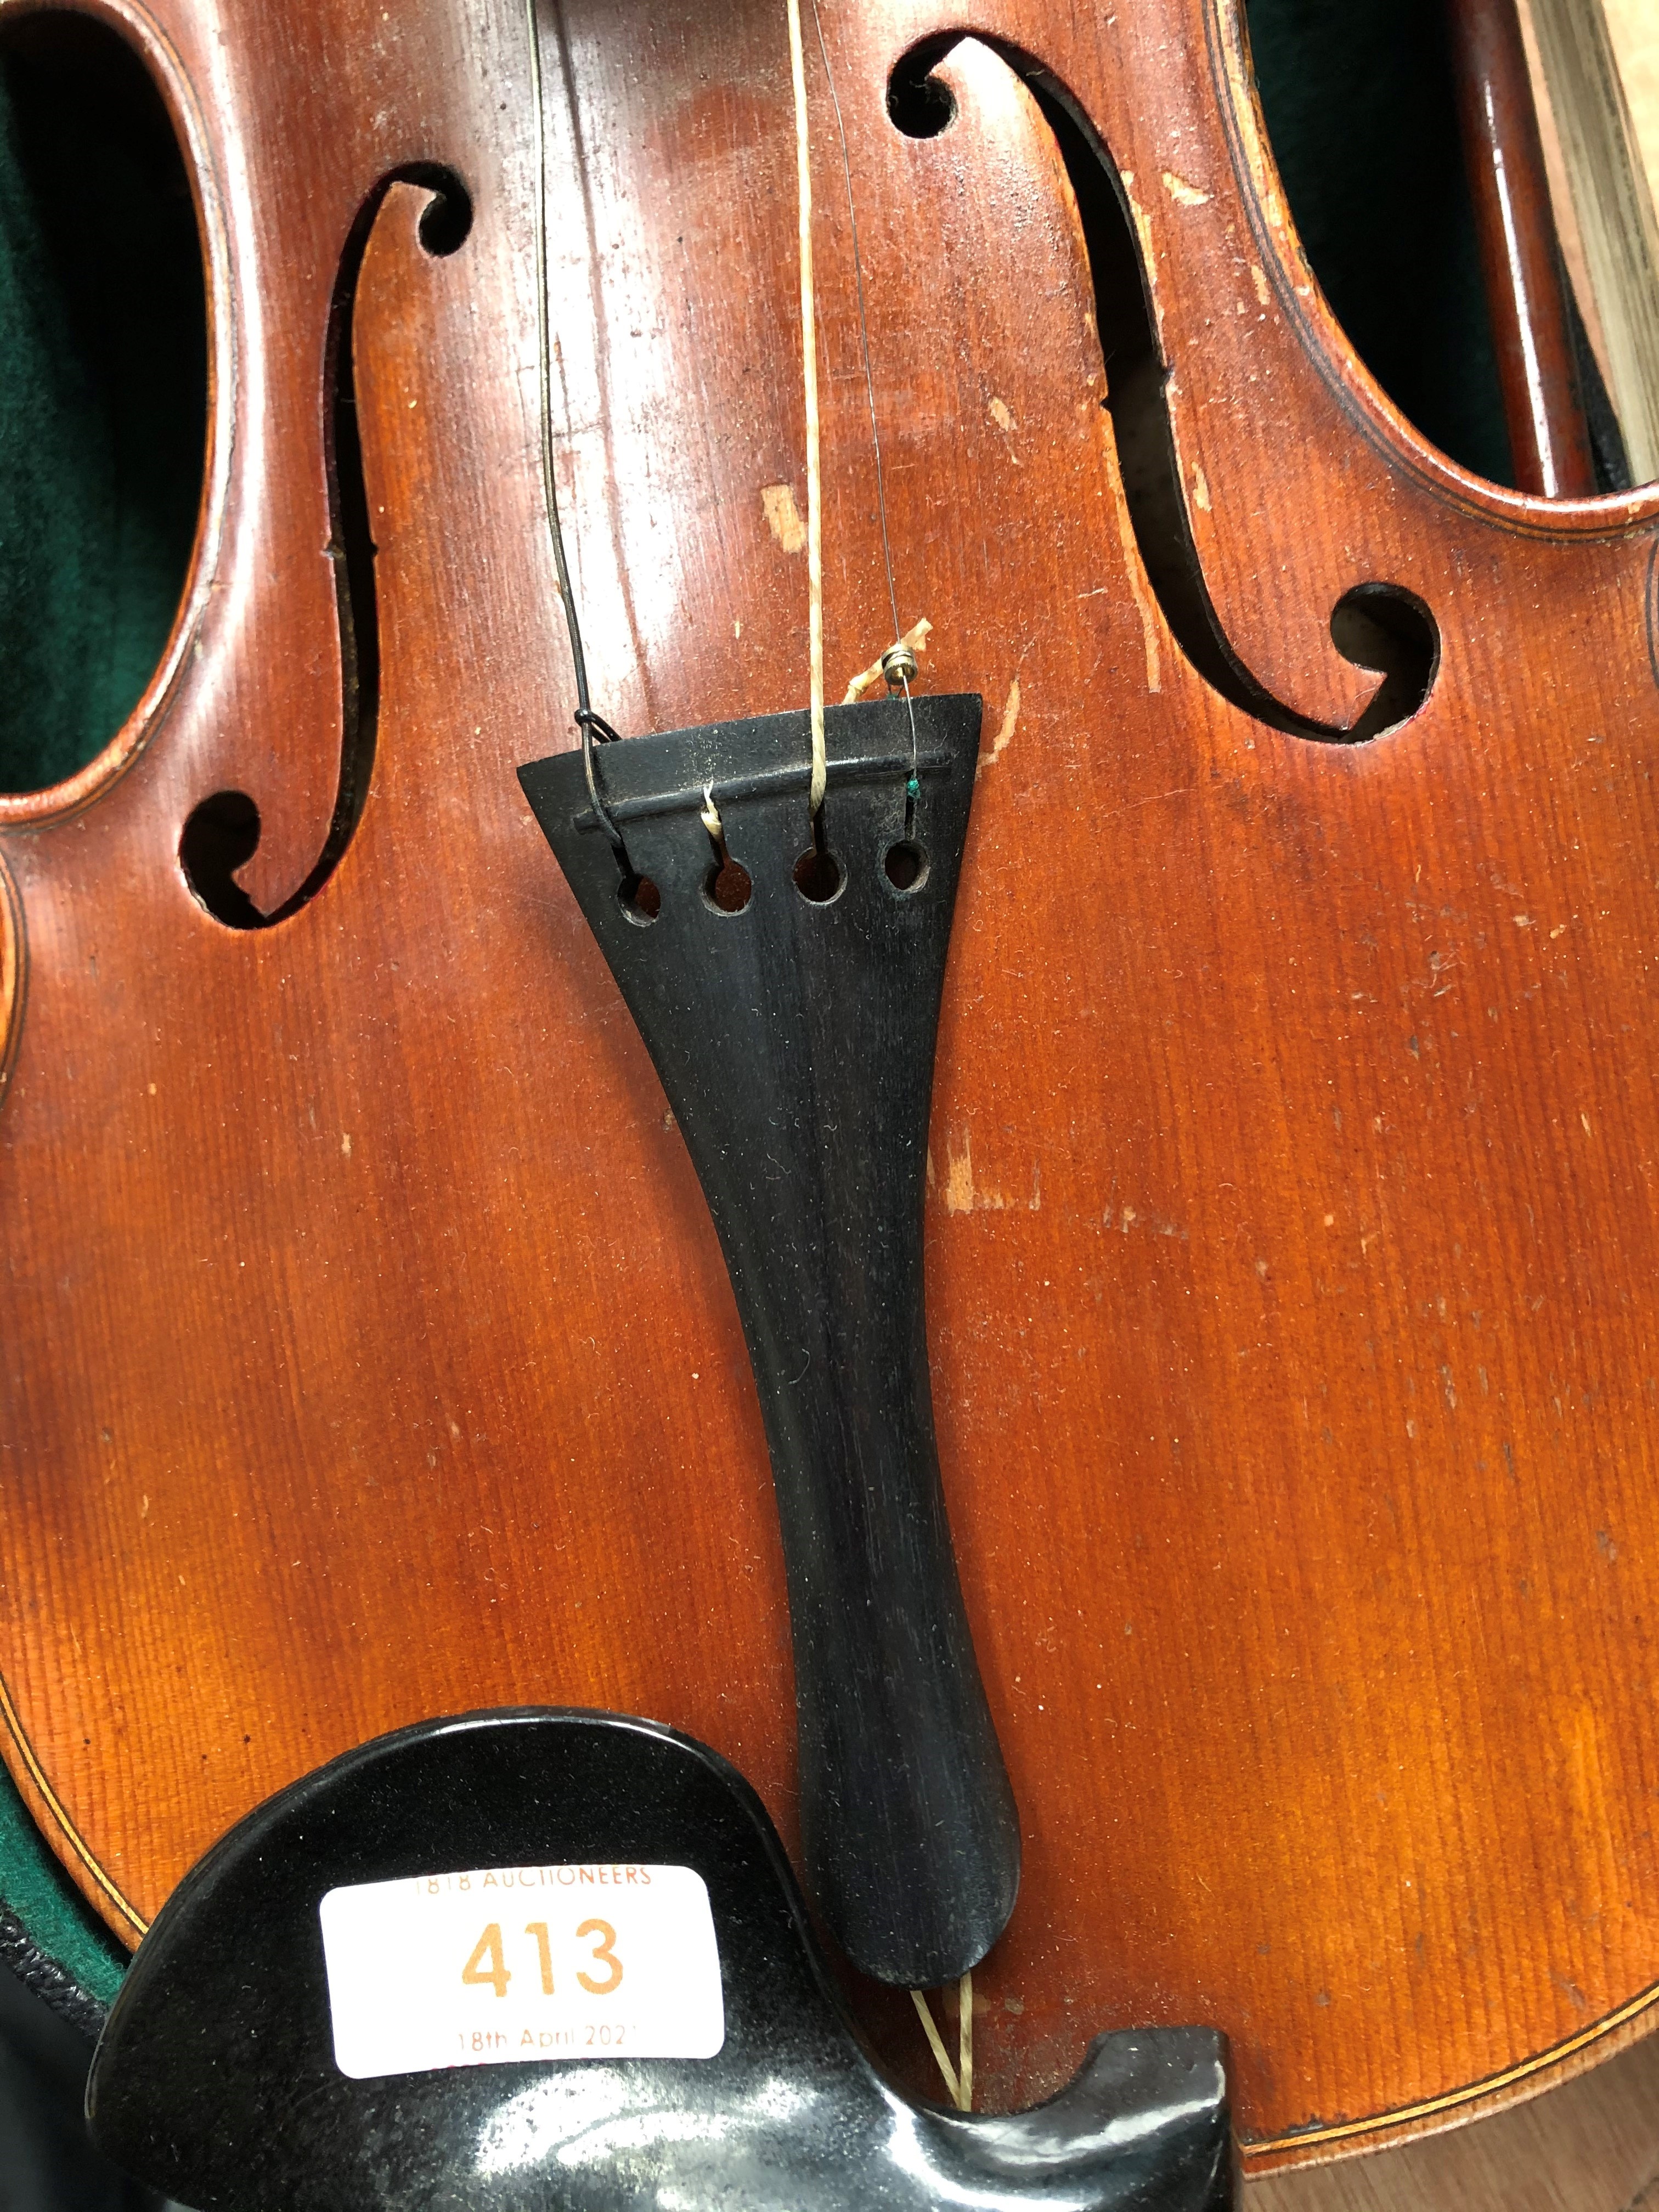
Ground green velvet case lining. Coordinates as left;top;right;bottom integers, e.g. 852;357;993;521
0;1773;126;2011
0;16;205;795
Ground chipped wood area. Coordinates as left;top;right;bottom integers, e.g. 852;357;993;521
975;676;1020;776
939;1132;1041;1216
761;481;806;553
1162;167;1211;205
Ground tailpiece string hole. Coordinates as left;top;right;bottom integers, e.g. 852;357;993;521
617;872;662;926
883;840;928;893
793;843;844;905
704;859;753;914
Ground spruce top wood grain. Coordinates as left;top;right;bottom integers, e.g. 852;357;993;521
4;0;1659;2174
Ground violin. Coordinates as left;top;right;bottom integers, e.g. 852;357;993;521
4;0;1659;2193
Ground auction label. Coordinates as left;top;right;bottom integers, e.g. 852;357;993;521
319;1863;724;2080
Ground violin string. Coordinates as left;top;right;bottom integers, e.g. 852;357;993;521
785;0;828;819
910;1989;962;2106
910;1982;973;2110
806;0;921;815
524;0;628;862
529;0;961;2095
805;14;958;2075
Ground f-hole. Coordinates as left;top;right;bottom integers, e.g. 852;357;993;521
180;165;473;928
889;40;1439;743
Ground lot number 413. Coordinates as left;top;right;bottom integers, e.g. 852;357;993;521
462;1918;623;1999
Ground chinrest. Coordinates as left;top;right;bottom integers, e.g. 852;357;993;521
86;1709;1233;2211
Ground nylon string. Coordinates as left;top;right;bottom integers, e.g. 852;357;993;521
789;2;960;2104
785;0;827;815
807;0;921;801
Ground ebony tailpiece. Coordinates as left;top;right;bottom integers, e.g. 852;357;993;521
518;696;1016;1988
87;1711;1235;2212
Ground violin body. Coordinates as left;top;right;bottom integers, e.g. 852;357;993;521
4;0;1659;2174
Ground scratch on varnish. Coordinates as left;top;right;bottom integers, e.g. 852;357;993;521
1114;1204;1188;1242
1250;262;1271;306
1120;173;1159;302
976;679;1021;778
1104;438;1162;693
761;482;806;554
0;850;21;1110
